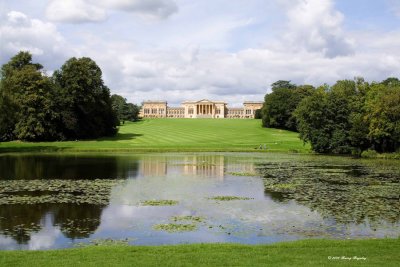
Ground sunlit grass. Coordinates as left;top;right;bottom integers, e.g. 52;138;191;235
0;119;309;153
0;238;398;267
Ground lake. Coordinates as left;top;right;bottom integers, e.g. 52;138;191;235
0;153;399;250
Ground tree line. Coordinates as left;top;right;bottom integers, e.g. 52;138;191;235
261;79;400;155
0;51;140;142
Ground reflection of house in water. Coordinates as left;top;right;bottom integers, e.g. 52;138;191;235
183;155;224;178
139;157;167;177
138;155;225;179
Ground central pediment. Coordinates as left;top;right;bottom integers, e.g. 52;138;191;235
196;99;212;103
181;99;227;105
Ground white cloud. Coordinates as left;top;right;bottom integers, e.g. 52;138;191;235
2;0;400;107
0;11;71;69
46;0;107;23
93;0;178;20
45;0;178;23
82;27;400;106
282;0;354;58
29;228;62;250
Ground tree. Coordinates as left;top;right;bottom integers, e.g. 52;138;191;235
111;94;140;124
125;103;140;122
0;51;59;141
295;79;373;154
0;83;16;141
381;77;400;87
54;57;118;139
365;83;400;152
261;81;313;131
271;80;296;90
294;86;331;152
254;109;262;119
111;94;128;125
348;78;371;155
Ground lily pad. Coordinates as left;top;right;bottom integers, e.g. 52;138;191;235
209;196;253;201
140;200;179;206
153;223;197;232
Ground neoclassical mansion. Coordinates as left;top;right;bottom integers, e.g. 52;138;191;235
140;99;263;119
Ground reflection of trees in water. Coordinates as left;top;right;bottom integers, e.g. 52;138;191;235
260;161;400;225
0;155;139;180
0;154;137;244
0;204;45;244
0;203;105;244
53;204;104;239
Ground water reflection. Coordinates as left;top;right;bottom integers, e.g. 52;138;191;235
0;154;139;180
138;155;226;178
0;153;398;250
0;204;104;244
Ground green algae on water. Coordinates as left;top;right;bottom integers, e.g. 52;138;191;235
140;200;179;206
153;223;197;233
209;196;253;201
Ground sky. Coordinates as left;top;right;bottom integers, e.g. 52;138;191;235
1;0;400;106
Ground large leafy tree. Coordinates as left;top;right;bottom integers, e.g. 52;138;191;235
294;86;331;152
0;51;59;141
295;80;367;154
54;57;118;139
262;81;314;131
111;94;129;125
365;83;400;152
348;78;371;155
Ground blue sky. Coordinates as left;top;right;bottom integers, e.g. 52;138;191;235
1;0;400;106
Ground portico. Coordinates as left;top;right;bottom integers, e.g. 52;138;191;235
195;101;216;117
182;99;226;119
196;103;214;116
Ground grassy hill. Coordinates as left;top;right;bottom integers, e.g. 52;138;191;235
0;119;309;153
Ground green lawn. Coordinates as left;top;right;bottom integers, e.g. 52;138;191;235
0;119;309;153
1;239;398;267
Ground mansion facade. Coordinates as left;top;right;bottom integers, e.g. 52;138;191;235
140;99;263;119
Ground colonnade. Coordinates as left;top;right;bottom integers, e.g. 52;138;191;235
196;104;214;115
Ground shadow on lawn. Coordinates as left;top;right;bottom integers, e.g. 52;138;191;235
97;133;143;141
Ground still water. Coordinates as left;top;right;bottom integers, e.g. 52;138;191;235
0;153;399;250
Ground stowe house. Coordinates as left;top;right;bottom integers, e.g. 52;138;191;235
140;99;263;119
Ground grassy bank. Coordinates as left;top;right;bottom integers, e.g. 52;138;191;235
0;119;309;153
1;238;399;267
